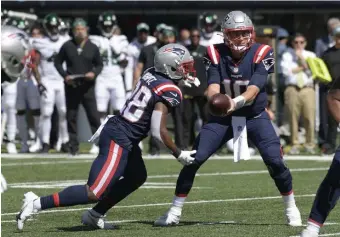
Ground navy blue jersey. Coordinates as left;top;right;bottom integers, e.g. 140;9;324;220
206;43;275;117
106;68;182;150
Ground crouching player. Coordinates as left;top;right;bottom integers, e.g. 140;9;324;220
16;43;200;230
154;11;302;227
300;76;340;237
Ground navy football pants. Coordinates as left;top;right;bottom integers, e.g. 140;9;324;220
175;111;293;196
308;146;340;225
87;129;147;200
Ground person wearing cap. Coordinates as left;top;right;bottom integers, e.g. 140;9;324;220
54;17;103;156
125;22;156;98
316;18;340;152
133;25;176;156
318;24;340;155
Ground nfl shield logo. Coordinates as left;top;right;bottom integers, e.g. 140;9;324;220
233;67;239;73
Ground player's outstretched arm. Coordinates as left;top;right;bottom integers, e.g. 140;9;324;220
151;102;195;166
206;83;221;99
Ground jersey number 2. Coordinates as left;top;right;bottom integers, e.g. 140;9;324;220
121;82;152;122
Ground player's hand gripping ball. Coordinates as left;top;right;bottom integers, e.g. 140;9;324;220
208;93;232;116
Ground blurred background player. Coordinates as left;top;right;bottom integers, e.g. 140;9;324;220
31;13;70;153
91;12;129;125
199;12;224;46
125;22;156;98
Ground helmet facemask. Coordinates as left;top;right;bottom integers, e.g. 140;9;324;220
223;28;254;53
167;59;196;81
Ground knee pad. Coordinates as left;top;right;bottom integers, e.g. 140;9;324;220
16;110;26;116
31;109;41;116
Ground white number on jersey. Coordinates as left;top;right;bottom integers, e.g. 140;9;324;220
121;81;152;122
222;79;253;106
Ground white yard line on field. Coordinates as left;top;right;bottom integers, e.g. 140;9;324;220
290;233;340;237
7;167;330;188
1;194;315;217
1;153;334;161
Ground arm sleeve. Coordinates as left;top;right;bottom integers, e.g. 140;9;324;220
92;45;103;77
154;83;183;108
54;43;68;78
249;47;275;90
124;55;134;91
204;45;221;85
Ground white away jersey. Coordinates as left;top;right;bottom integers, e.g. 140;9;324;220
199;31;224;47
32;36;69;81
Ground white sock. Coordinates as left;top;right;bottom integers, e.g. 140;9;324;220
306;221;321;233
41;115;51;144
58;112;69;143
6;108;17;141
282;192;296;208
170;195;186;214
17;115;28;145
33;198;42;211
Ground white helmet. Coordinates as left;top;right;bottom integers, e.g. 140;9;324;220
154;43;195;80
1;26;32;82
221;10;255;52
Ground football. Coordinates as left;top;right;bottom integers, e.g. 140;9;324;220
208;93;232;116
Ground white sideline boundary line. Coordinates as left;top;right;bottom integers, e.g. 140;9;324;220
1;153;334;161
1;194;315;217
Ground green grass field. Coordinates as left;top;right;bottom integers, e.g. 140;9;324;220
1;157;340;237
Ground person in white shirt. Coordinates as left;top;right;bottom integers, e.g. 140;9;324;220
125;22;156;98
281;33;317;154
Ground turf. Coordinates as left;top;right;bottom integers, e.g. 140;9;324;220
1;157;340;237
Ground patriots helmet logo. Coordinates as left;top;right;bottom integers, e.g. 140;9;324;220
163;47;186;60
262;57;275;71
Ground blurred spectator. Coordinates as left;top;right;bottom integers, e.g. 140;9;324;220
281;33;317;154
319;25;340;154
179;28;190;46
199;12;223;46
30;23;44;38
316;17;340;149
153;23;167;39
133;25;176;156
315;18;340;57
276;28;293;126
182;28;208;149
125;22;156;97
54;18;103;155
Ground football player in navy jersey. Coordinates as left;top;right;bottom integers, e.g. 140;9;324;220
155;11;302;227
300;77;340;237
16;43;200;230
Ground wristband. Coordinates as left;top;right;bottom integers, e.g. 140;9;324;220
172;148;181;158
232;96;246;110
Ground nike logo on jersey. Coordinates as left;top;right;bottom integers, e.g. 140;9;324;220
269;52;274;56
170;92;178;97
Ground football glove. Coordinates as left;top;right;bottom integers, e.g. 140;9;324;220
177;150;196;166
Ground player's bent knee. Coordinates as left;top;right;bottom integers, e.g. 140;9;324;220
86;185;99;202
31;109;41;116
